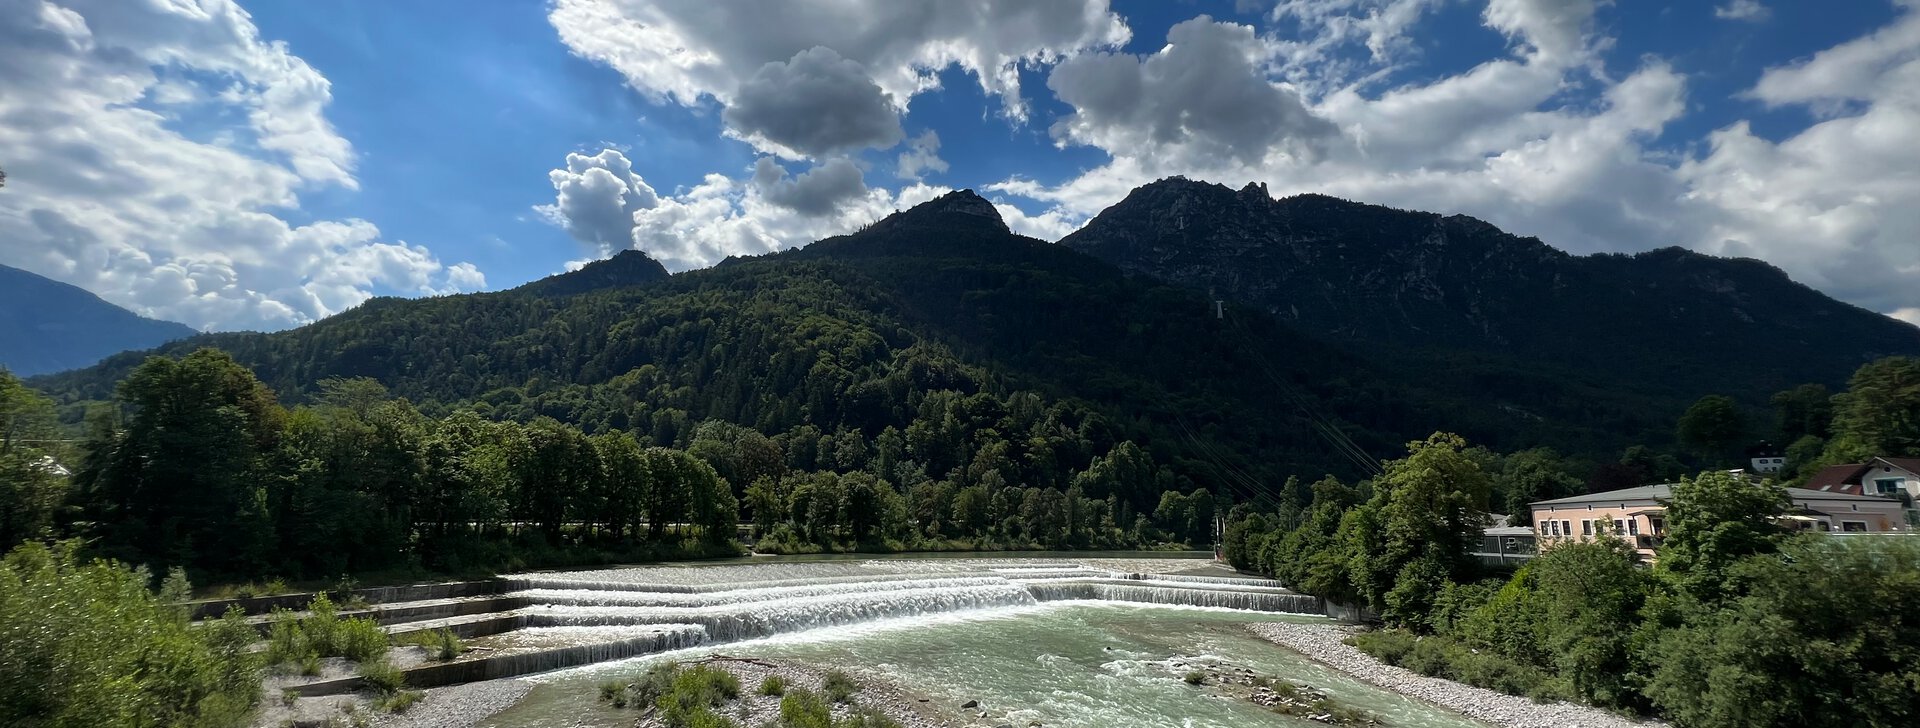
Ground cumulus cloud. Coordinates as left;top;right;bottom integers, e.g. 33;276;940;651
1714;0;1770;22
0;0;482;331
539;148;946;271
897;131;949;181
1892;308;1920;327
537;149;660;256
724;47;904;158
546;0;1129;156
751;157;870;216
1048;17;1336;168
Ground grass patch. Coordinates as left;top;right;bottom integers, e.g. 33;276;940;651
265;594;390;671
759;674;788;696
375;689;425;713
356;657;405;695
396;628;465;661
1184;670;1207;685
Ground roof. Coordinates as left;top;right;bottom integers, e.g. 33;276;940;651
1484;526;1535;536
1532;482;1900;509
1877;457;1920;474
1806;464;1872;493
1532;484;1671;506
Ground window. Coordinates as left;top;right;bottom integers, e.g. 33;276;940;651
1562;520;1572;538
1613;519;1626;534
1628;519;1639;535
1818;521;1831;531
1876;478;1903;495
1582;520;1593;536
1843;521;1869;532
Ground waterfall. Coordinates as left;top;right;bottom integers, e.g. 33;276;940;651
1026;582;1320;613
516;576;1012;607
519;582;1039;642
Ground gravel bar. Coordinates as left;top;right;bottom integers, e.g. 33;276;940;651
372;678;533;728
1247;622;1668;728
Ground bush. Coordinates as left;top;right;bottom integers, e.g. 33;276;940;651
836;707;905;728
265;595;388;668
1349;629;1561;701
334;617;390;663
398;628;464;662
0;542;261;728
599;680;630;708
356;658;405;695
1183;671;1206;685
760;674;788;696
376;689;424;713
779;688;833;728
653;664;742;728
823;670;858;703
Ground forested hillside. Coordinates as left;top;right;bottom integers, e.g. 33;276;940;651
35;192;1630;500
1062;178;1920;418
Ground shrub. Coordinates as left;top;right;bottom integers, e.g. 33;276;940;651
334;617;390;663
375;689;424;713
759;674;788;696
779;688;833;728
599;680;630;708
837;707;905;728
1184;671;1206;685
654;664;742;728
356;658;405;695
0;542;261;728
822;669;858;703
398;628;464;661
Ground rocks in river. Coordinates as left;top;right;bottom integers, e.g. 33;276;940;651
961;699;979;708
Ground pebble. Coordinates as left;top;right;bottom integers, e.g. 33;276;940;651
1246;623;1669;728
371;678;533;728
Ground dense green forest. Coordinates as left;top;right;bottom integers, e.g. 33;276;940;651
1222;354;1920;728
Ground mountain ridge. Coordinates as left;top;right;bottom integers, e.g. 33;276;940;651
1060;177;1920;403
0;263;199;377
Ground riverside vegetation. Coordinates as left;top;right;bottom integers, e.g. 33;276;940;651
1222;358;1920;728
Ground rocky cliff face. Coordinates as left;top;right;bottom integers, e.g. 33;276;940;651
1062;177;1920;401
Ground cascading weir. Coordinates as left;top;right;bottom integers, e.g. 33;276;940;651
337;558;1323;693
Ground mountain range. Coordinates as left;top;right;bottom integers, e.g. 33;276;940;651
0;263;197;377
26;181;1920;485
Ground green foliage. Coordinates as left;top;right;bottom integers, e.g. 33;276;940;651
822;669;858;703
1184;671;1207;685
1361;433;1493;625
0;369;67;551
355;657;405;695
759;674;788;696
1771;383;1834;443
1349;630;1563;701
653;664;742;728
265;594;388;667
1822;356;1920;462
376;689;424;713
779;688;833;728
1644;536;1920;728
1655;470;1789;603
1677;395;1748;464
398;628;464;662
0;541;260;728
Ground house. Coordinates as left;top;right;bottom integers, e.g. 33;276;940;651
1746;442;1786;474
1530;482;1908;558
1805;457;1920;500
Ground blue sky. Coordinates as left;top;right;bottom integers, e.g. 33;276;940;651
2;0;1917;332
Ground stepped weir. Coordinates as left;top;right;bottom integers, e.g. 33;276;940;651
266;557;1323;694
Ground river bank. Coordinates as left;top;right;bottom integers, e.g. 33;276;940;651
1247;622;1667;728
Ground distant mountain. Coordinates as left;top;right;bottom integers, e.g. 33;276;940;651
1060;177;1920;407
515;249;671;297
0;264;197;376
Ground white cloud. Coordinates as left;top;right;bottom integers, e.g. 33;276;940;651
994;0;1920;316
1892;308;1920;327
1714;0;1770;22
546;0;1130;156
897;131;949;181
723;46;904;158
0;0;481;331
1047;17;1336;168
536;149;660;256
539;148;947;271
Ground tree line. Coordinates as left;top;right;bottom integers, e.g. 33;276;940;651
3;348;1226;582
1222;356;1920;728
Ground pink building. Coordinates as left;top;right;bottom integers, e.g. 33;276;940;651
1530;482;1908;558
